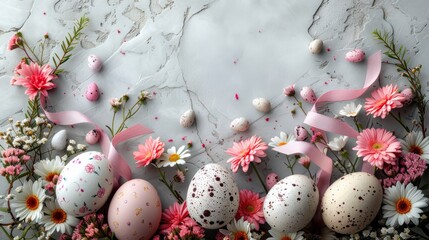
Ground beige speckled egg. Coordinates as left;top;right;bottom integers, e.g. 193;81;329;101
186;163;239;229
263;174;319;232
230;117;250;132
321;172;383;234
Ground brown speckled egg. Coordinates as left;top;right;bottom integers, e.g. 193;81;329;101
186;163;239;229
321;172;383;234
263;174;319;232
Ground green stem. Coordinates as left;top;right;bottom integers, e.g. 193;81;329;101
157;168;184;203
250;162;268;194
390;113;410;133
22;40;41;64
328;148;349;174
352;117;362;132
0;226;13;240
20;225;31;239
293;96;307;115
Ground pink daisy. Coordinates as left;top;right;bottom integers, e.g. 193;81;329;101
226;136;268;173
235;189;265;230
14;62;57;100
133;137;165;167
364;85;405;119
159;202;198;233
353;128;401;169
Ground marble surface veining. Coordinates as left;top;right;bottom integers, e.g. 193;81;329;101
1;0;429;213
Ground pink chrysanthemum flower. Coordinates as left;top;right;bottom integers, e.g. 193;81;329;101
14;62;57;100
353;128;401;169
364;85;405;119
159;202;199;233
226;136;268;173
133;136;165;167
236;189;265;230
382;153;427;188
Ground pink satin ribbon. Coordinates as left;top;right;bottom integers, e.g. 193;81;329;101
274;51;382;198
40;95;152;183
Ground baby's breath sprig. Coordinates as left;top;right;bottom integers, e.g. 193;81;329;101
106;90;151;137
373;29;428;137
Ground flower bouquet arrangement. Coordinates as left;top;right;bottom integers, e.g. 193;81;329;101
1;12;429;240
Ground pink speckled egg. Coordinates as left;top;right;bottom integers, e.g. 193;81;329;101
265;172;279;190
86;82;100;102
264;174;319;233
56;151;114;217
88;55;102;71
108;179;162;240
186;163;239;229
300;86;317;104
321;172;383;234
345;49;365;63
85;129;101;145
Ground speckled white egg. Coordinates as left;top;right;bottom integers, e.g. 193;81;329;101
321;172;383;234
230;117;249;132
179;109;195;128
88;55;102;71
252;98;271;113
186;163;239;229
264;174;319;232
56;151;114;217
309;39;323;54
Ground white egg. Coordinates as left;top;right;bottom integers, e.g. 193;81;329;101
187;163;239;229
309;39;323;54
56;151;114;217
252;98;271;113
321;172;383;234
179;109;195;128
264;174;319;232
230;117;249;132
51;130;67;151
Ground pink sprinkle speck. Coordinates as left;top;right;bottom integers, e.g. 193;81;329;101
120;50;125;55
152;92;157;95
168;139;173;142
154;117;158;120
43;12;46;15
265;118;270;122
333;56;337;61
326;48;331;52
235;93;239;100
117;29;121;34
182;136;186;141
248;177;252;182
324;81;328;85
201;144;205;148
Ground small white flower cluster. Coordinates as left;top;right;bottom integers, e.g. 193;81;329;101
66;138;87;156
345;226;417;240
0;115;51;150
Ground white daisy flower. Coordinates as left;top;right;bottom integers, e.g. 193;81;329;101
219;217;255;240
267;229;304;240
399;131;429;162
382;182;428;227
11;180;46;221
339;102;362;117
34;156;65;185
156;145;191;167
327;136;349;151
269;131;296;148
40;200;79;235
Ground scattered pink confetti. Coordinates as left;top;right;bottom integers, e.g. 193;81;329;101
235;93;239;100
201;144;205;148
117;29;121;34
333;56;337;61
120;50;125;55
154;116;158;120
326;48;331;52
168;139;173;142
182;136;186;141
265;118;270;122
43;12;46;15
248;177;252;182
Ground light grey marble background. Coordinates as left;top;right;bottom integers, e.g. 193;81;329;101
1;0;429;226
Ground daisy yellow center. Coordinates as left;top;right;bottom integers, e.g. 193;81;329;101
396;197;412;214
277;141;287;146
281;237;292;240
372;142;383;150
234;231;249;240
26;195;40;211
409;145;423;155
169;153;180;162
51;209;67;224
45;172;58;182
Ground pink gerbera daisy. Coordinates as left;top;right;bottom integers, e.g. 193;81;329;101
159;202;198;233
235;189;265;230
364;85;405;119
226;136;268;173
14;62;57;100
133;136;165;167
353;128;401;169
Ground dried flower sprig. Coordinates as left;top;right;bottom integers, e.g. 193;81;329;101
373;29;428;137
